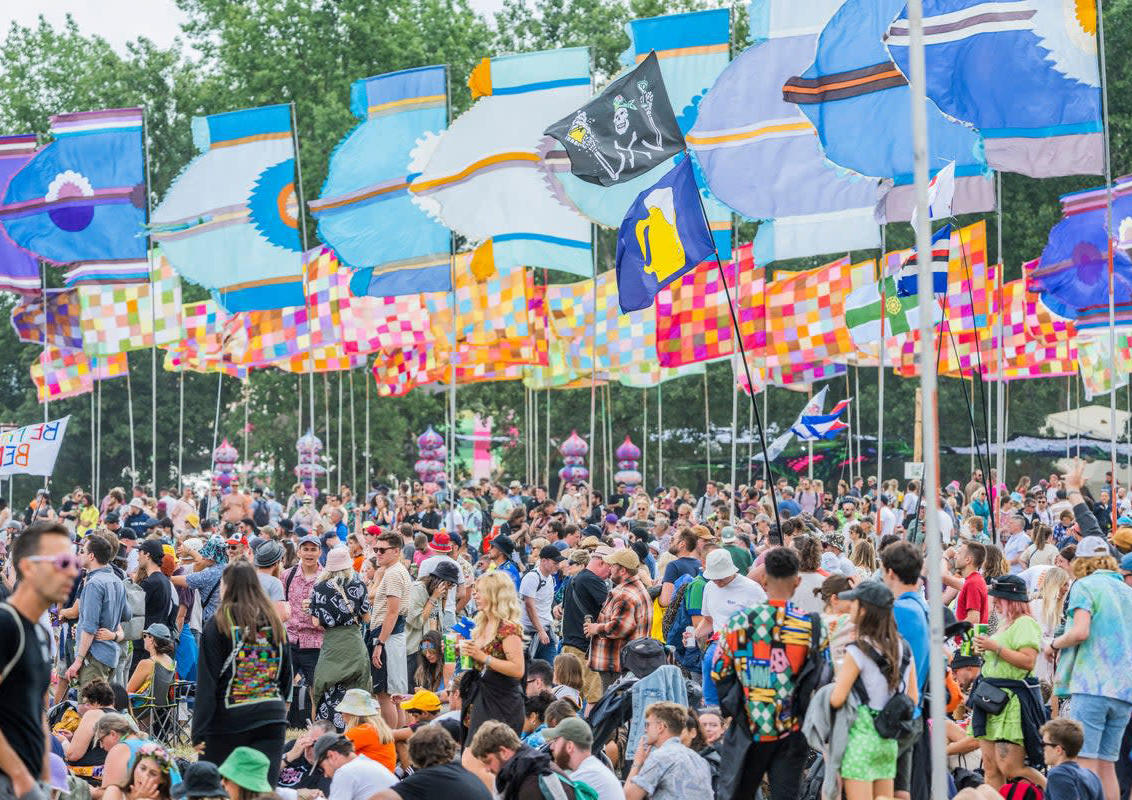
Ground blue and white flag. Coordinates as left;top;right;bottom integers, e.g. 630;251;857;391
765;386;850;460
896;223;952;297
310;66;452;297
885;0;1103;179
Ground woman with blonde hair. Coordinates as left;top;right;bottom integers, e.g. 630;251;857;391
335;688;396;771
309;547;371;726
460;571;526;744
850;539;878;581
1030;566;1070;683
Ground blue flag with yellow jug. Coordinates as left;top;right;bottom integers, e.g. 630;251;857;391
615;157;715;313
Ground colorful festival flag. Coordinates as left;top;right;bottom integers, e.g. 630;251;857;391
885;0;1103;178
30;347;94;402
545;51;683;187
410;48;593;277
0;135;42;293
10;288;84;350
689;0;881;261
896;224;953;297
76;252;183;356
0;109;148;282
782;0;994;222
615;158;716;312
150;104;304;311
310;67;452;297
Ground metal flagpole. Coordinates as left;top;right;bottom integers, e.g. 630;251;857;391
39;261;49;492
96;380;102;500
589;224;598;465
599;384;607;496
243;384;250;477
1066;376;1071;460
748;389;754;485
349;368;357;492
906;3;947;798
323;373;331;497
364;363;371;488
532;389;539;486
844;371;853;486
995;172;1006;487
178;372;184;494
90;389;95;492
337;373;343;491
730;354;738;519
642;386;652;488
1097;0;1118;523
704;371;712;482
126;357;137;485
854;366;862;484
142;107;158;492
445;64;458;497
545;389;551;490
210;373;223;489
606;384;615;494
290;101;317;492
763;385;769;484
878;226;886;519
658;383;663;488
807;387;814;481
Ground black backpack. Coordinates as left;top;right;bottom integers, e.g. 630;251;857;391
852;639;915;740
252;498;270;528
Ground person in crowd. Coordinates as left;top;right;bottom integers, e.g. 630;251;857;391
59;679;118;772
829;581;917;800
368;531;411;727
460;572;526;747
583;548;652;691
252;539;290;623
970;574;1044;791
193;558;292;782
711;546;821;800
521;691;555;748
309;547;371;725
103;742;176;800
372;725;492;800
217;747;273;800
545;717;624;800
125;623;176;705
525;658;554;697
469;720;579;800
624;701;713;800
790;535;826;615
560;547;610;705
172;536;227;624
405;562;459;682
817;574;856;671
311;733;396;800
336;689;397;772
279;719;334;797
551;653;584;709
697;548;767;704
486;534;522;590
413;630;451;696
1041;718;1103;800
519;545;563;663
67;533;127;686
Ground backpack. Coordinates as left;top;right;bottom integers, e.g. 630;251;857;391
252;498;270;528
120;579;146;641
536;772;596;800
791;612;833;726
852;640;915;740
1001;778;1044;800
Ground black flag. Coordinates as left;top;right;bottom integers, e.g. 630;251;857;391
544;51;685;187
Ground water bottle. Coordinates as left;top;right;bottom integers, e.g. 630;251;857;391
683;625;696;648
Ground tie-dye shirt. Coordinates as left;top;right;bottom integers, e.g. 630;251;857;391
1060;570;1132;703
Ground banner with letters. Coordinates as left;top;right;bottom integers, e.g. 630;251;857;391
0;416;70;477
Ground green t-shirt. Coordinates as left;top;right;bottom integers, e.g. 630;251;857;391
724;544;754;575
684;575;707;618
982;615;1041;680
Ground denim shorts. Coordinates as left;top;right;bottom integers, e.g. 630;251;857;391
1067;693;1132;761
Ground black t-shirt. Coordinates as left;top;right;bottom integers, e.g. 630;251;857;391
391;762;493;800
140;572;176;630
277;740;331;793
0;603;52;779
561;568;609;651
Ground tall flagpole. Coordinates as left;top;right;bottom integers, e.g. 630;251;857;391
877;226;886;519
364;363;371;489
142;107;158;492
641;388;648;490
589;224;598;467
657;382;663;488
445;65;458;496
126;357;137;484
290;101;317;497
703;371;712;482
210;372;223;491
906;4;947;799
995;172;1006;488
1097;0;1118;518
349;368;357;492
730;354;738;519
39;261;49;492
178;372;184;494
545;390;551;490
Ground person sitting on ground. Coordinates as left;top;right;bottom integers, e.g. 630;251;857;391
469;720;579;800
217;747;274;800
103;742;176;800
59;680;117;768
1040;718;1102;800
525;658;554;697
311;733;396;800
521;691;556;748
336;689;397;773
170;761;227;800
545;717;624;800
279;719;333;799
372;724;492;800
624;702;713;800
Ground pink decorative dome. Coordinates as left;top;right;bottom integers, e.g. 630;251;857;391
417;425;444;450
615;435;641;462
560;430;589;458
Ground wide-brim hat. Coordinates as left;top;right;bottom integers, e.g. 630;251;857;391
490;534;515;557
324;546;353;572
430;532;453;553
172;762;228;800
254;539;285;568
335;688;380;717
988;574;1029;602
217;747;272;794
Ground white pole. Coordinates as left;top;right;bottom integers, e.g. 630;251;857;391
704;371;712;482
178;371;184;494
1097;0;1117;527
545;389;551;490
349;368;357;492
210;372;223;490
290;101;317;499
364;364;371;489
730;354;738;519
877;230;886;509
96;380;102;500
995;173;1006;488
141;108;158;493
243;383;250;484
126;358;137;485
39;261;49;493
658;382;663;488
641;388;648;490
906;4;947;799
323;373;331;497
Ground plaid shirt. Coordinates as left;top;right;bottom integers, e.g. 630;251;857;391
589;576;652;674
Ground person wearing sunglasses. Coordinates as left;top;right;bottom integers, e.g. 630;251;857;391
1040;718;1102;800
1;525;74;787
62;533;126;688
368;531;411;728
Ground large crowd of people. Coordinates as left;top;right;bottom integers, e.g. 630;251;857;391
2;459;1132;800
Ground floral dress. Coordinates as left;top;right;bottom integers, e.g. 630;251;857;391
310;577;371;727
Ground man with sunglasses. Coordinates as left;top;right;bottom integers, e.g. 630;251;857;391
0;522;80;800
369;532;410;727
64;533;127;687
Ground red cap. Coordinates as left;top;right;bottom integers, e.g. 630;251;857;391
365;524;382;537
226;536;247;546
430;532;453;553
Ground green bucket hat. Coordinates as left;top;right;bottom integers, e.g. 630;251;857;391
218;747;272;793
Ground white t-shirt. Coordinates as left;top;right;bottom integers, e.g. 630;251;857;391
702;574;767;633
519;567;556;629
937;509;955;543
572;755;626;800
417;554;464;613
328;755;395;800
879;506;897;538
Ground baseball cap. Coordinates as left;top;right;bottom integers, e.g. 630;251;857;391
539;545;565;562
400;689;441;712
1076;535;1111;558
297;534;321;548
509;480;522;490
604;513;619;524
311;734;349;768
138;539;165;565
1120;552;1132;573
490;534;515;557
1112;527;1132;553
542;717;593;748
720;526;737;544
104;511;120;524
603;548;640;571
839;580;894;609
117;528;137;541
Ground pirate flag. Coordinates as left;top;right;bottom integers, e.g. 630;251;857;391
544;51;685;187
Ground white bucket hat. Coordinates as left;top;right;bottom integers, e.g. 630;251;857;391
335;688;379;718
702;548;739;580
